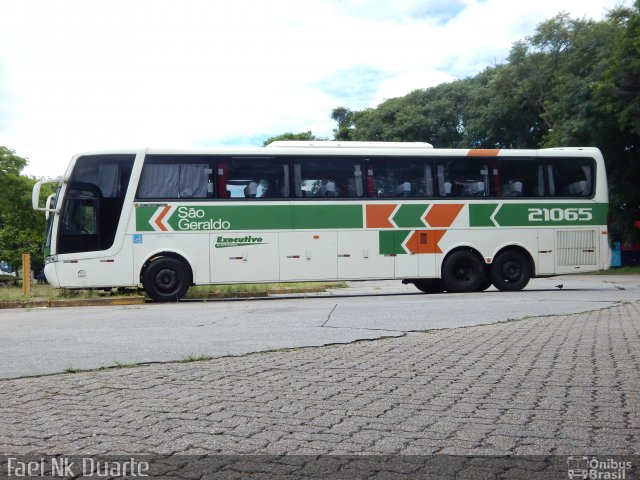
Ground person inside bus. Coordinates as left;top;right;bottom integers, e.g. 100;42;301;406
462;181;486;196
501;179;523;196
564;180;588;196
323;181;338;197
244;181;258;198
395;181;412;197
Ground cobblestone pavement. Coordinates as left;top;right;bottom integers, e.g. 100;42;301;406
1;302;639;458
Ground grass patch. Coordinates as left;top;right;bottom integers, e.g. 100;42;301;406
0;283;142;303
0;280;346;304
179;354;212;363
596;265;640;275
113;360;137;369
184;281;347;299
0;283;64;302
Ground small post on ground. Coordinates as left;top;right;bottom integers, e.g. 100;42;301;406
22;253;31;296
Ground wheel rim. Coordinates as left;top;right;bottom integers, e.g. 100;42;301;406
501;260;522;283
155;268;179;292
453;261;476;284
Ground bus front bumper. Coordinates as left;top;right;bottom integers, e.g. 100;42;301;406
44;261;60;287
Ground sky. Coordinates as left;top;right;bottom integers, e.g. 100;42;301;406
0;0;625;177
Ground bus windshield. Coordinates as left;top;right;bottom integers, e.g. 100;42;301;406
57;154;135;254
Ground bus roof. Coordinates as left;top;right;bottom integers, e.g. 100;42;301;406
69;145;603;161
266;141;434;149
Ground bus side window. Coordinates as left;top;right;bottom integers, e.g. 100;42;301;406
137;155;213;199
294;158;364;198
494;158;543;197
368;157;433;198
437;159;488;197
546;158;594;198
222;157;290;199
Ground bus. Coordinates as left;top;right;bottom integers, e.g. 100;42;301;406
32;142;610;301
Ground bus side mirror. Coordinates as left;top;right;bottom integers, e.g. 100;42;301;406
32;177;62;213
44;194;56;220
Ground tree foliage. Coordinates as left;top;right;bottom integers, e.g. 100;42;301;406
262;131;324;146
325;5;640;242
3;5;639;274
0;147;48;272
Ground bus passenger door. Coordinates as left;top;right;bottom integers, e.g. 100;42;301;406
337;231;394;279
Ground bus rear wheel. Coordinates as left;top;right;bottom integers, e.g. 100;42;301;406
441;251;484;293
490;250;531;291
142;257;192;302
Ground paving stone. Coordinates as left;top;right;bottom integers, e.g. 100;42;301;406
0;301;638;459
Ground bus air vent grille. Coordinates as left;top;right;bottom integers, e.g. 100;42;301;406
556;229;598;267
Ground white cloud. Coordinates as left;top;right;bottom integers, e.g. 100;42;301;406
0;0;624;177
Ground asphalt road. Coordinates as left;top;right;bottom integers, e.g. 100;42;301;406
0;276;638;379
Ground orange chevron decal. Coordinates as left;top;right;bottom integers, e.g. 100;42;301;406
424;204;464;228
467;149;500;156
406;230;447;254
366;204;396;228
155;205;172;232
404;230;418;253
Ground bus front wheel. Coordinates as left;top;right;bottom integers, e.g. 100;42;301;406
490;250;531;291
441;251;484;293
142;257;192;302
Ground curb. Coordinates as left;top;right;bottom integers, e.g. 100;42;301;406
0;287;334;309
0;297;146;309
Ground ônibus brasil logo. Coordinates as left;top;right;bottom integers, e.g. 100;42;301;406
149;206;231;232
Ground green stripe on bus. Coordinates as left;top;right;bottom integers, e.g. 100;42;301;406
135;204;363;232
468;204;498;227
469;203;607;227
136;201;608;232
168;205;293;231
293;205;362;229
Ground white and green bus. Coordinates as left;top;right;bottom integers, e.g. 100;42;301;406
32;142;610;301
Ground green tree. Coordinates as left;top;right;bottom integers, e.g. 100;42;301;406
262;131;323;146
0;147;48;273
595;1;640;241
331;107;355;140
460;66;544;149
347;80;472;147
329;7;640;241
597;1;640;137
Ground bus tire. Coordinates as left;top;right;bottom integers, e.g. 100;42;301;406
477;279;493;291
441;251;484;293
413;279;444;294
490;250;531;291
142;257;192;302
